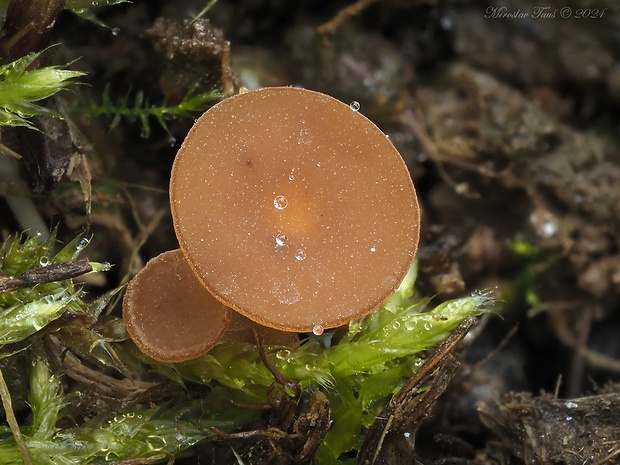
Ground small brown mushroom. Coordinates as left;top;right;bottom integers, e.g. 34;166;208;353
170;87;420;332
122;249;231;363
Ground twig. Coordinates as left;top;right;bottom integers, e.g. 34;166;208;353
591;445;620;465
0;142;22;159
0;258;93;294
255;329;301;397
0;367;34;465
548;303;620;373
317;0;379;35
359;316;478;464
403;107;481;199
471;323;518;373
566;306;592;398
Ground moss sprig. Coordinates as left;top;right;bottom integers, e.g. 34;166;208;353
0;254;491;464
0;359;258;465
172;264;494;463
0;231;110;353
0;48;85;130
80;85;222;139
64;0;130;29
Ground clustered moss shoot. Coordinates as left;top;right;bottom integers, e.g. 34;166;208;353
0;47;85;130
0;236;491;464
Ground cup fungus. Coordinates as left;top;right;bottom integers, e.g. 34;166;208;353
170;86;420;333
122;249;231;363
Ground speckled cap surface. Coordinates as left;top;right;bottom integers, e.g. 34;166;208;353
170;87;420;332
122;249;231;362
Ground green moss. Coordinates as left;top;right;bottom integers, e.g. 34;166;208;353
1;239;491;463
79;85;222;139
0;231;108;352
0;47;85;130
64;0;130;29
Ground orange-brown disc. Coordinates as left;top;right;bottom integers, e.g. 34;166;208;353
122;249;231;363
170;87;420;332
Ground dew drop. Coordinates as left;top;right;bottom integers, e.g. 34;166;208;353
147;435;168;448
349;101;361;112
275;233;288;247
540;220;558;238
168;136;177;147
111;27;120;36
39;257;50;267
312;325;324;336
100;262;112;271
423;322;432;330
440;15;454;30
274;195;288;210
77;237;91;251
105;452;120;461
295;249;306;261
370;246;376;253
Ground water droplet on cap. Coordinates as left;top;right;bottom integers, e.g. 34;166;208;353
274;195;288;210
275;233;288;247
349;101;361;112
295;249;306;261
312;325;324;336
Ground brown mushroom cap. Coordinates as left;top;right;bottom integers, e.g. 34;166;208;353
222;311;300;347
122;249;231;363
170;87;420;332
